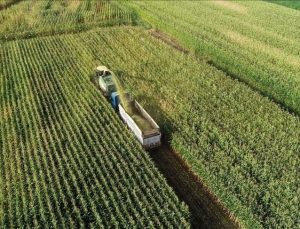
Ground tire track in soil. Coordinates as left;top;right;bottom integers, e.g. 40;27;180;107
149;141;240;229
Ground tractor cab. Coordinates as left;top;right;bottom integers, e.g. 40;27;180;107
95;66;116;96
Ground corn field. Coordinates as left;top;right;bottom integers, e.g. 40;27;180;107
0;27;190;227
121;1;300;116
0;0;134;41
1;1;299;228
58;26;299;228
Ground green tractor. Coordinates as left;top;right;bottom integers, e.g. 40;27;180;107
95;66;117;97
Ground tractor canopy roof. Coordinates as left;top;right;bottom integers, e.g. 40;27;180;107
96;65;109;72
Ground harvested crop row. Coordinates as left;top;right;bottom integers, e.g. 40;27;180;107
0;31;189;227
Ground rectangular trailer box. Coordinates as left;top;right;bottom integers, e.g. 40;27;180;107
118;100;161;149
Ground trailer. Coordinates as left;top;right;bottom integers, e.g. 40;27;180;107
111;92;161;149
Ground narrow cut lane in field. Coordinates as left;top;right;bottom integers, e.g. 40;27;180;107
91;61;239;229
149;142;240;229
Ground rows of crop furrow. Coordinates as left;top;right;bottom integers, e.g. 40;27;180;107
110;26;300;153
124;1;300;115
24;40;84;227
4;41;86;225
105;28;272;168
0;68;4;225
187;1;300;55
1;42;61;226
4;44;35;225
37;67;128;226
119;26;298;189
150;5;282;77
142;0;300;49
20;39;86;227
0;62;14;227
93;26;299;163
1;45;30;227
132;1;300;77
0;30;189;227
242;2;300;40
60;1;131;25
161;42;296;226
54;32;188;225
0;0;133;41
46;35;186;225
5;40;123;226
13;43;45;227
45;38;185;226
146;0;300;56
70;27;300;227
77;28;260;225
16;40;62;226
0;75;4;226
24;38;122;226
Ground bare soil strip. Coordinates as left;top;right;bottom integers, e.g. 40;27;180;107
149;29;189;54
150;142;240;229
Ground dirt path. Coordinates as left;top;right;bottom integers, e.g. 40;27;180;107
149;29;189;54
149;143;240;229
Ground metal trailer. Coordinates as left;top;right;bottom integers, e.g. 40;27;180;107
111;92;161;149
